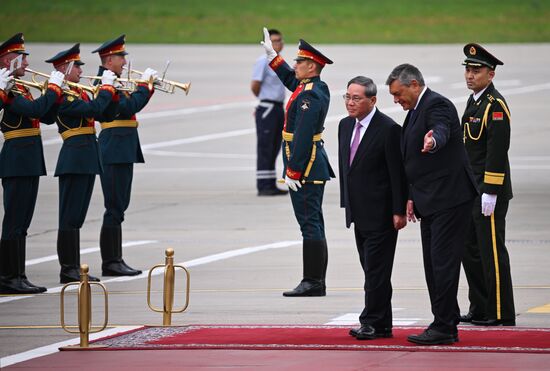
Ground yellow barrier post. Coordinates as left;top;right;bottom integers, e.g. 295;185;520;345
147;248;190;326
59;264;108;349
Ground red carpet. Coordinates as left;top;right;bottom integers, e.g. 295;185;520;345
73;325;550;353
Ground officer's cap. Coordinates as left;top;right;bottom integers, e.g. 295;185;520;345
294;39;333;67
45;43;85;68
0;33;29;57
92;34;128;58
462;43;503;70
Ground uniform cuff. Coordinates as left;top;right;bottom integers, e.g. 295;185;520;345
100;85;117;97
286;167;302;180
269;55;284;70
0;89;7;103
47;83;63;98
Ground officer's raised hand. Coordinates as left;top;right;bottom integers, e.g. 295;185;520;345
260;27;277;62
285;175;302;192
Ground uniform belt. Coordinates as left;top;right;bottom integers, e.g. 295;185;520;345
282;131;322;142
2;128;41;140
100;120;139;130
61;127;96;141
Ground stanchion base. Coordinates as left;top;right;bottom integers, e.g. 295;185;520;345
59;344;108;351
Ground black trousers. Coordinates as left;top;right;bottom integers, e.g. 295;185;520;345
1;176;39;239
289;183;326;240
419;200;473;334
354;226;398;330
255;101;284;191
58;174;95;230
462;197;515;321
100;163;133;226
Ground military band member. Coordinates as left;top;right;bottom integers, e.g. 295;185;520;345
0;33;65;294
92;35;157;276
45;44;118;283
261;28;335;297
460;43;515;326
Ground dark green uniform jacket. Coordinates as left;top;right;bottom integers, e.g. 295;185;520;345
462;82;512;199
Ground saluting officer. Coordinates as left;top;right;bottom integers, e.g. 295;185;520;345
45;44;118;283
0;33;65;294
261;28;335;297
460;43;515;326
92;35;158;276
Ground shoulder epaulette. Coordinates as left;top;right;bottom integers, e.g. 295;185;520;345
304;82;314;91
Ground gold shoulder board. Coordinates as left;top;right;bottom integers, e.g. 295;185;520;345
304;83;314;91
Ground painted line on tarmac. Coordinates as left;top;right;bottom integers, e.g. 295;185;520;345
25;240;158;267
0;240;301;304
0;325;141;368
142;150;255;159
325;311;422;326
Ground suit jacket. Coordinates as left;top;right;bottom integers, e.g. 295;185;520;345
338;109;407;230
401;88;478;217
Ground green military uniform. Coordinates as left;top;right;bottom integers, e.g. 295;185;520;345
0;33;63;294
461;43;515;325
45;43;118;283
269;39;335;297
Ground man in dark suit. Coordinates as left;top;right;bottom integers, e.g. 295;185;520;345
338;76;407;340
386;64;478;345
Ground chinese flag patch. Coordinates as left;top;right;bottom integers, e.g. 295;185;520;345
492;112;504;121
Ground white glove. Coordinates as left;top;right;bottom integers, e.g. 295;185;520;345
0;68;12;90
48;70;65;87
481;193;497;216
141;68;158;82
260;27;277;62
285;175;302;192
101;69;116;86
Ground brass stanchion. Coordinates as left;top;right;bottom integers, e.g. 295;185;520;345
147;248;190;326
59;264;108;349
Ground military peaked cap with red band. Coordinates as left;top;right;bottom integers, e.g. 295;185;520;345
462;43;503;70
92;34;128;58
0;33;29;57
45;43;85;68
294;39;333;67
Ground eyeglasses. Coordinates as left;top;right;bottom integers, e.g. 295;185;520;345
343;94;365;103
271;38;283;43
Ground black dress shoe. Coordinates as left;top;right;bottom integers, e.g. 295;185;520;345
407;328;458;345
349;325;393;340
0;277;44;294
460;312;485;323
258;188;289;196
471;318;516;326
60;268;100;284
21;277;47;293
282;280;325;297
102;261;142;276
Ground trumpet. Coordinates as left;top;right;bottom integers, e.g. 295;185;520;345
10;78;49;96
130;69;191;95
25;68;89;98
80;75;136;93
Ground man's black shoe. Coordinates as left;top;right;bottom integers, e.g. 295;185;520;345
460;312;485;323
349;325;392;340
283;280;325;297
407;328;458;345
102;261;142;276
258;188;289;196
60;268;100;284
471;318;516;326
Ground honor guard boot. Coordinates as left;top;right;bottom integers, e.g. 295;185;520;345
58;230;100;284
18;238;47;292
0;239;43;294
283;239;327;297
100;225;142;276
